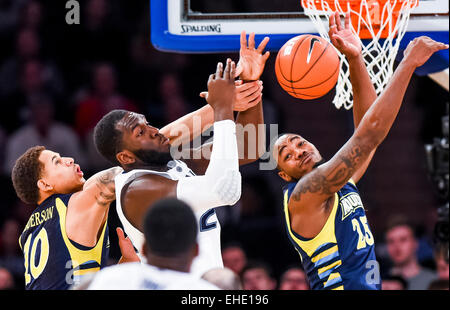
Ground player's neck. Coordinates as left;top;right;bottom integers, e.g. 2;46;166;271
125;162;169;173
146;254;191;273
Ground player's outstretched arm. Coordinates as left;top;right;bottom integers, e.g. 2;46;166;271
329;11;377;183
66;166;123;246
160;80;262;147
289;37;448;213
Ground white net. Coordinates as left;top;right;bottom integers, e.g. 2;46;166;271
301;0;418;110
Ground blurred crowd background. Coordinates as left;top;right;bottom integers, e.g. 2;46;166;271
0;0;448;290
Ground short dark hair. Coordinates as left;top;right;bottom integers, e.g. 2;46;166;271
385;214;416;237
382;275;408;289
143;198;198;257
241;260;273;279
11;146;46;204
93;109;127;165
428;279;449;290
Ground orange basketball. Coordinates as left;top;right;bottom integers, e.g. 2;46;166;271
275;34;340;99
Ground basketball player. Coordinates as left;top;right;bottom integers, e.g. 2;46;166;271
86;198;219;290
93;34;270;277
273;12;448;290
11;146;136;289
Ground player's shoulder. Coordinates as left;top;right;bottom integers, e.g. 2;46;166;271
165;274;221;290
87;262;143;289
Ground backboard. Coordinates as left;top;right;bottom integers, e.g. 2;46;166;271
151;0;448;76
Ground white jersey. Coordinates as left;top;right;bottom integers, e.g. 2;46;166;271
87;262;220;290
114;160;224;277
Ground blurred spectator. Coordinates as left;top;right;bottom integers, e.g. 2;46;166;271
0;28;64;98
3;93;86;174
278;266;309;290
201;267;242;290
0;267;15;290
0;219;24;281
0;0;27;36
434;243;449;280
0;58;65;134
75;62;138;139
381;275;408;290
241;260;276;290
154;72;191;126
0;27;40;96
385;216;437;290
427;279;449;290
222;242;247;276
0;127;6;165
20;0;41;29
74;62;138;171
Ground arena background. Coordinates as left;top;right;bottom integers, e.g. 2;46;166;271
0;0;447;289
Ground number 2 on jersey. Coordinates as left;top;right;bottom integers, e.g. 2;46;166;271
352;215;374;250
23;228;50;285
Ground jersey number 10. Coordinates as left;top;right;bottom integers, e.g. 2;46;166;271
23;228;50;285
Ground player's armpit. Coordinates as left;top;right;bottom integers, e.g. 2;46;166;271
289;135;374;212
121;174;178;232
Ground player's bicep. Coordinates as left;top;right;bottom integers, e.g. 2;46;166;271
289;134;374;211
70;168;120;211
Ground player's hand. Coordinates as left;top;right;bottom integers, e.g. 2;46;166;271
200;80;262;112
206;59;236;118
235;31;270;81
329;12;361;60
116;227;140;264
402;36;449;68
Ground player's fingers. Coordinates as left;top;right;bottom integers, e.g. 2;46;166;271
237;83;259;99
245;85;263;103
332;34;345;49
216;62;223;79
224;58;231;80
230;61;236;81
329;11;336;29
335;12;343;31
345;11;350;29
263;51;270;62
116;227;125;241
199;91;208;98
235;63;243;78
249;32;256;49
240;30;247;49
257;36;270;54
235;79;244;86
237;80;258;92
208;74;215;84
246;92;263;108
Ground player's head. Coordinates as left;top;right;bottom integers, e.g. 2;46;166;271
273;133;323;182
142;198;198;273
93;109;172;169
385;216;418;266
11;146;85;205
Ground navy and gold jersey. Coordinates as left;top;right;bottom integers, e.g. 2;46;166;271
18;194;110;290
283;180;380;290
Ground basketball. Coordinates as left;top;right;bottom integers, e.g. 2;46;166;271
275;34;340;100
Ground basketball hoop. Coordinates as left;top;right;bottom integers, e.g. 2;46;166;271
301;0;418;110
